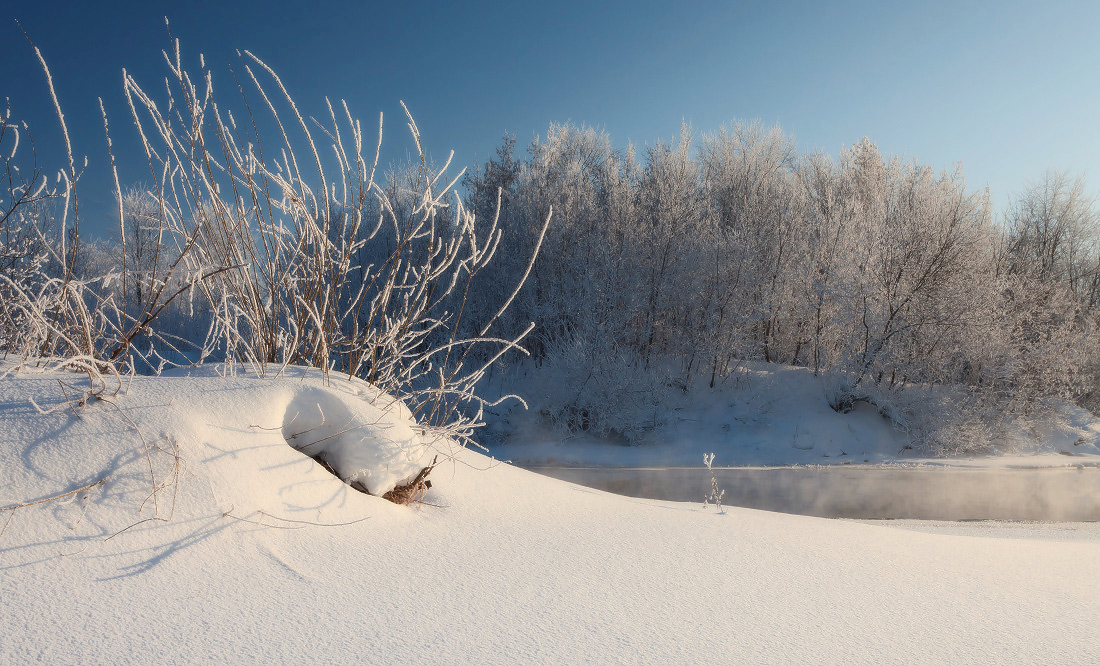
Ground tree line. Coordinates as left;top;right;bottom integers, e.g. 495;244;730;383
459;123;1100;452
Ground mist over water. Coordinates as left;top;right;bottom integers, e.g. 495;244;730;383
526;466;1100;521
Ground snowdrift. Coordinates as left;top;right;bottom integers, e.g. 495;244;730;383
2;365;1099;664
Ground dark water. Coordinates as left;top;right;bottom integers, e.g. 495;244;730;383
524;465;1100;521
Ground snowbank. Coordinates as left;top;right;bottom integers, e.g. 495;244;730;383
485;362;1100;469
1;365;1099;664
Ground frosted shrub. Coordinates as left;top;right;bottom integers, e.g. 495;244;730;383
0;39;243;391
0;104;53;337
108;36;550;450
0;56;109;375
1;34;549;457
532;335;675;444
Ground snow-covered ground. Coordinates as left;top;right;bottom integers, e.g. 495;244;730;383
484;363;1100;469
3;365;1100;663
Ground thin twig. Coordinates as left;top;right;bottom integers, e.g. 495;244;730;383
256;510;368;527
0;477;106;512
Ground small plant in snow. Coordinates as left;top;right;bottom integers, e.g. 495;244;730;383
702;452;725;513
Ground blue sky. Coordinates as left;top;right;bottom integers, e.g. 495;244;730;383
5;0;1099;236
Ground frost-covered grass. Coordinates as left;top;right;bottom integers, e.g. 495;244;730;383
1;37;546;461
2;366;1100;664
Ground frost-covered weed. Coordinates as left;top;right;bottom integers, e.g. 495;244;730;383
702;453;725;513
1;33;549;456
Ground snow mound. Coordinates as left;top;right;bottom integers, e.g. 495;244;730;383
281;383;430;495
154;364;433;498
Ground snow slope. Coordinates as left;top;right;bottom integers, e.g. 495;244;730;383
2;365;1099;664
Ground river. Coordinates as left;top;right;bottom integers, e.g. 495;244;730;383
524;465;1100;521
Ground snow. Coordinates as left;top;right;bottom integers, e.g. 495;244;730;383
273;375;429;496
162;363;431;497
484;363;1100;469
2;364;1100;663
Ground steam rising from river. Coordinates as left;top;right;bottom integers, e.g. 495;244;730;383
527;466;1100;521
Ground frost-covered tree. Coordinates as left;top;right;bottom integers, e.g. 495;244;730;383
636;124;702;367
993;172;1100;412
118;186;166;314
1003;171;1100;307
699;121;805;369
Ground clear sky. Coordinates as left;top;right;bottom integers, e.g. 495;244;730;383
4;0;1099;237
